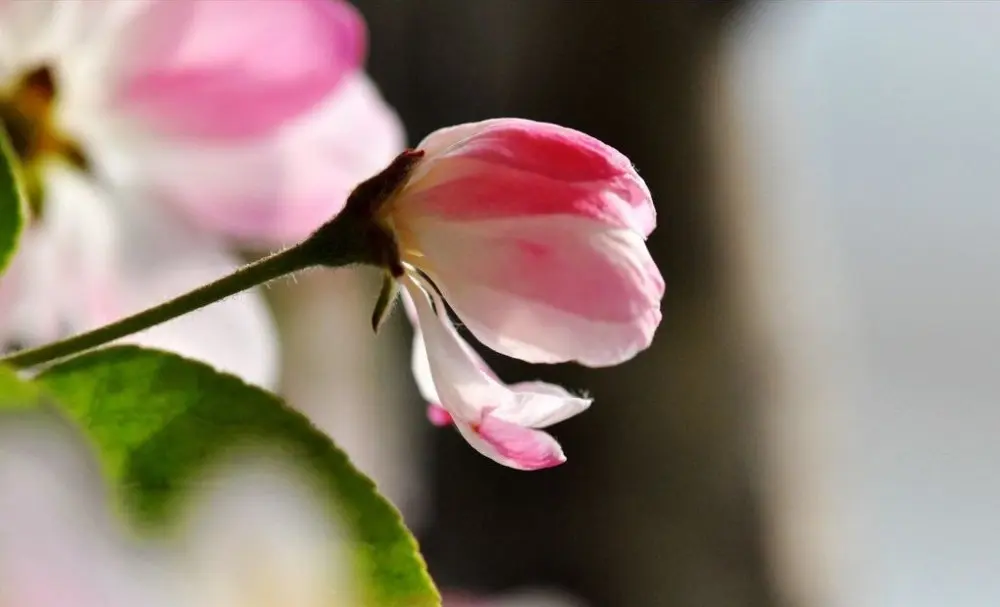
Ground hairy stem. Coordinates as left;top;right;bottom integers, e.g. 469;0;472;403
2;214;371;369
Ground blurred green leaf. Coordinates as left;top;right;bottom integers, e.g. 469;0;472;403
0;128;25;276
0;363;43;408
37;346;439;607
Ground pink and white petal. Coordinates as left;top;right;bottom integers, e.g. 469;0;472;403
124;73;405;247
0;412;170;607
427;385;586;430
499;382;590;429
399;277;421;325
403;283;499;383
404;279;590;428
412;215;664;367
407;118;655;236
0;230;73;350
40;163;121;295
0;164;121;350
0;0;150;108
452;416;566;471
402;288;455;426
403;279;487;424
176;454;354;606
401;288;442;407
404;277;583;469
0;166;279;389
108;0;365;141
405;122;485;180
0;0;58;68
0;0;95;71
411;330;439;405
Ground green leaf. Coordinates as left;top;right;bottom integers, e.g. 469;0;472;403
0;128;26;276
37;346;439;606
0;363;44;408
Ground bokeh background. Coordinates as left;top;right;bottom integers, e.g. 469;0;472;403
269;2;1000;606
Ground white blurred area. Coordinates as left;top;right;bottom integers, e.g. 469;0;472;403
273;267;428;525
724;3;1000;607
0;410;356;607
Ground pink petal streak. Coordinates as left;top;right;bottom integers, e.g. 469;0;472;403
111;0;365;141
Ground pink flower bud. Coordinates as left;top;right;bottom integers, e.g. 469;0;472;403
392;118;664;367
364;118;664;470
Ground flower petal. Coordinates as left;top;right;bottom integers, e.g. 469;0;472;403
454;415;566;472
0;411;170;607
0;167;277;386
407;118;655;237
124;73;405;247
402;279;484;424
0;0;63;67
0;163;121;352
176;453;354;607
410;214;663;366
109;0;365;141
403;276;587;470
497;382;590;429
400;289;439;406
403;286;589;429
426;403;453;427
0;0;128;72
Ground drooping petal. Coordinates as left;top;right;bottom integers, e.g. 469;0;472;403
403;286;590;430
453;415;567;472
121;73;405;247
400;289;439;405
403;295;453;425
427;384;587;430
404;276;588;470
0;411;172;607
405;118;655;237
108;0;365;141
176;454;354;607
495;381;590;429
408;214;663;367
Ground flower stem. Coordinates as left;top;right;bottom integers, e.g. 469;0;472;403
1;212;371;370
2;244;311;369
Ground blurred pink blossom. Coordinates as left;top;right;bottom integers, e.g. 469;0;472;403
369;118;662;469
0;0;404;384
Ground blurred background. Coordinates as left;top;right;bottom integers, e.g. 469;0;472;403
270;2;1000;606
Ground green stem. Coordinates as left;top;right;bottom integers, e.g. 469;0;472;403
3;236;343;369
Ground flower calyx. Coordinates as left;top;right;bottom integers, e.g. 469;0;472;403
304;149;423;277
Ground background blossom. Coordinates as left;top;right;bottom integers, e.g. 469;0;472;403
0;0;404;385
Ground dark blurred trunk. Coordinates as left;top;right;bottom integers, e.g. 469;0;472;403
352;2;775;605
